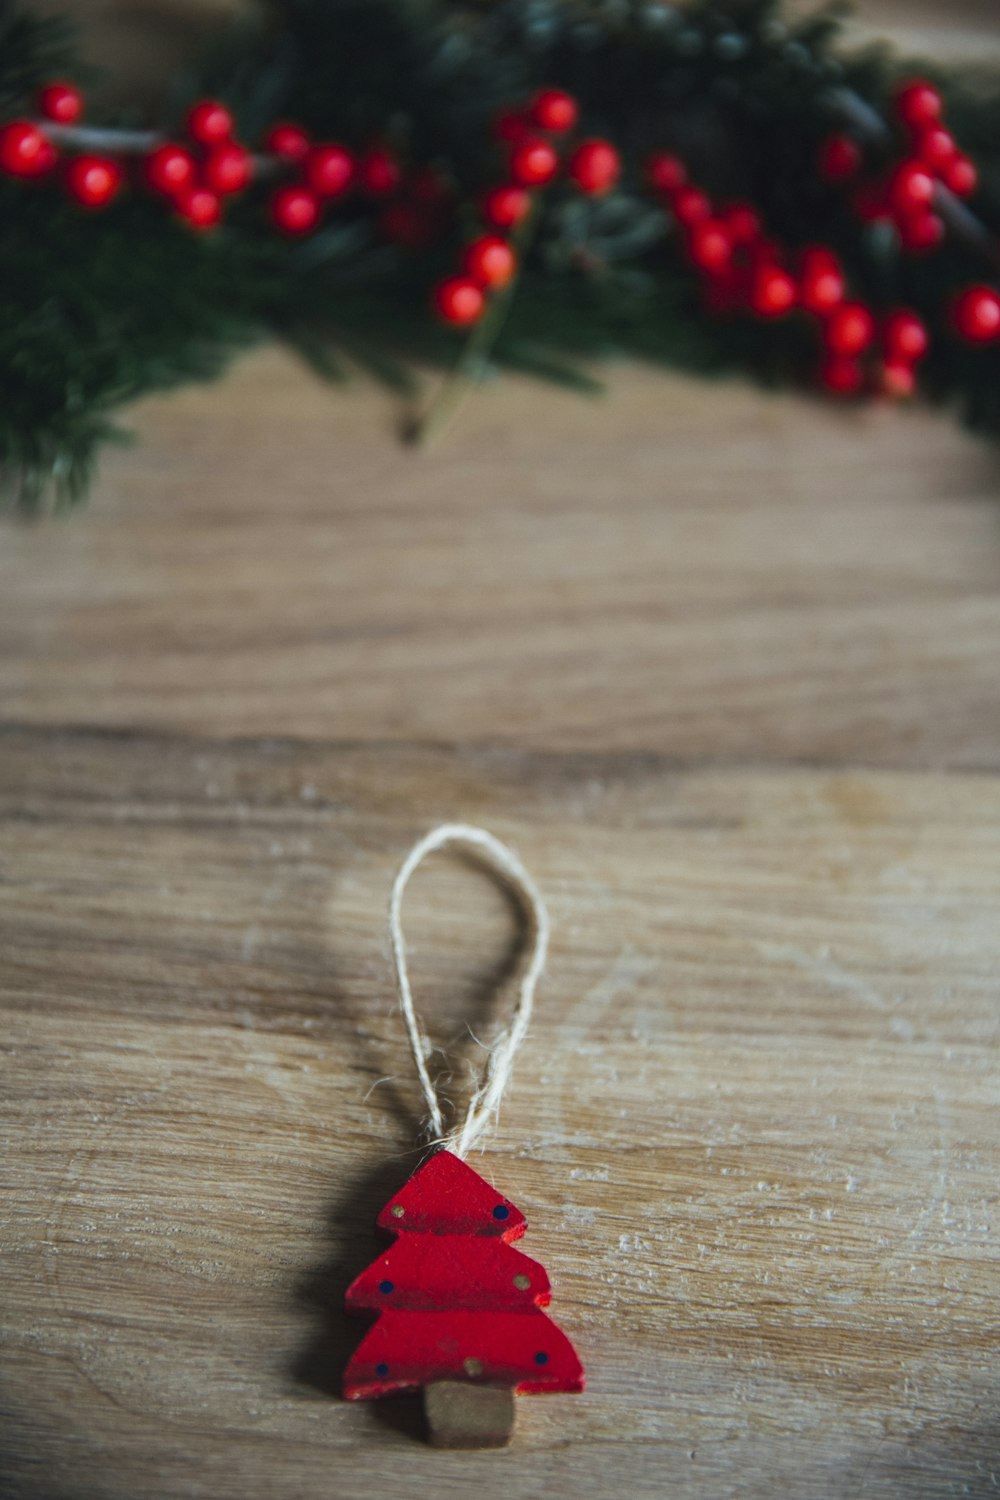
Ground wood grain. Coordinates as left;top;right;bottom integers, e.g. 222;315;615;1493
2;3;1000;1498
2;729;999;1500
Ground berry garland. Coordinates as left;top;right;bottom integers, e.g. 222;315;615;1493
3;0;1000;509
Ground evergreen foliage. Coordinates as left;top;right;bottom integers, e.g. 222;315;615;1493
2;0;1000;509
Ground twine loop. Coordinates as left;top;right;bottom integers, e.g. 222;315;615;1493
388;824;550;1157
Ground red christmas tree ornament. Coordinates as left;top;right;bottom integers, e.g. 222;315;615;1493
144;143;197;198
509;135;559;187
463;234;517;289
818;133;861;182
0;120;53;177
482;183;531;229
344;1150;585;1445
306;144;354;198
434;276;486;326
270;185;320;236
66;155;122;209
186;99;233;146
567;139;620;196
359;146;400;197
646;151;686;194
530;88;578;134
38;81;83;125
264;122;311;162
951;285;1000;344
894;79;942;130
342;824;585;1447
204;143;252;196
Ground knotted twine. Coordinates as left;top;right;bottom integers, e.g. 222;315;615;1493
388;824;550;1158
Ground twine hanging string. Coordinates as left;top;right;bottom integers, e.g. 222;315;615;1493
389;824;550;1158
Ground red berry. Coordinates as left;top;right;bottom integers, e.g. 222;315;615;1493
66;155;122;208
481;183;530;229
145;143;196;197
687;218;732;275
38;81;82;125
895;80;942;130
799;246;844;316
307;144;354;198
409;166;451;204
493;109;530;144
359;147;400;197
853;184;891;224
568;139;620;196
34;138;58;175
820;356;864;395
0;121;51;177
897;208;944;252
951;285;1000;343
883;310;928;364
379;201;434;247
509;135;559;187
177;186;222;230
881;361;916;398
914;125;956;172
825;302;876;357
265;122;311;161
722;202;760;244
818;134;861;182
748;263;796;318
888;159;935;216
186;99;233;146
530;88;578;133
702;267;743;316
941;153;977;198
672;185;710;226
463;233;517;288
646;152;686;194
270;185;319;235
204;142;251;196
434;276;485;326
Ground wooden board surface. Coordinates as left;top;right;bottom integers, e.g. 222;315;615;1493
3;4;1000;1499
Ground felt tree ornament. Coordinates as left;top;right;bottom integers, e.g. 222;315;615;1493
343;824;585;1447
344;1150;584;1446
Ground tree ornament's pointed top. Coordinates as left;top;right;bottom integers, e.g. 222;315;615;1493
377;1150;527;1240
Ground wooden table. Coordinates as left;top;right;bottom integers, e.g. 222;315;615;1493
3;6;1000;1498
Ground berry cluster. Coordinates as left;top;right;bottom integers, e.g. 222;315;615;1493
647;149;930;396
0;77;413;237
818;77;976;255
0;83;125;207
262;126;406;237
433;87;620;326
3;71;998;370
146;101;250;230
